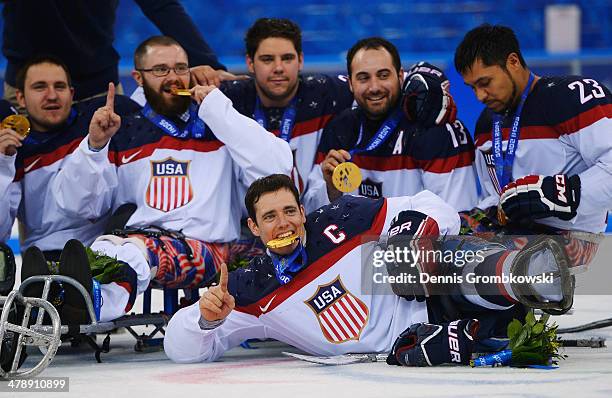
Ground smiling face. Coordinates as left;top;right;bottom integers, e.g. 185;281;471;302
16;62;74;132
247;37;303;107
348;47;403;120
132;44;191;116
247;188;306;256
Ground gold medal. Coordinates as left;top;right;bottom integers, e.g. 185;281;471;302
1;114;30;138
332;162;362;193
266;233;299;249
171;88;191;96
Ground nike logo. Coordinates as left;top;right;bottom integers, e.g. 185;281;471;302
24;157;42;173
259;295;277;313
121;149;143;164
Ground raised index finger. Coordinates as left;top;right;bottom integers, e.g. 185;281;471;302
218;262;229;292
106;82;115;109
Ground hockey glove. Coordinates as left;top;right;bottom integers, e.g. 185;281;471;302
387;319;479;366
498;174;581;225
402;62;457;126
385;210;440;301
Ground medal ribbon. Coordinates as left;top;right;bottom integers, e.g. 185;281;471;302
269;241;308;285
253;96;298;142
141;102;205;139
352;107;403;156
492;73;534;189
92;278;102;322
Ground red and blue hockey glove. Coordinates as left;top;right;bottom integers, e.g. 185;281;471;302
498;174;581;225
385;210;440;302
402;62;457;126
387;319;479;366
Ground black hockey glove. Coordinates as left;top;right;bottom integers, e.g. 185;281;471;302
0;242;16;295
385;210;440;302
402;62;457;126
498;174;581;225
387;319;479;366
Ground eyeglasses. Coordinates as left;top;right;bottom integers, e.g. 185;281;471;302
136;64;190;77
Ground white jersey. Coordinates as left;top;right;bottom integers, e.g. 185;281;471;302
0;97;140;250
164;192;461;363
132;75;354;202
53;89;292;242
303;108;479;213
474;76;612;233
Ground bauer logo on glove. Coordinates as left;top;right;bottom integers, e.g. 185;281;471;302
402;61;457;127
387;319;479;366
498;174;581;224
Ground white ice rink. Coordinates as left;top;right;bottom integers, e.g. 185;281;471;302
3;257;612;397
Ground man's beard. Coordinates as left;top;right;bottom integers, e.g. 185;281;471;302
143;81;191;117
359;90;400;121
502;71;519;113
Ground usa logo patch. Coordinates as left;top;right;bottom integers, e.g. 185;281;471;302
146;158;193;212
305;276;369;344
359;178;382;199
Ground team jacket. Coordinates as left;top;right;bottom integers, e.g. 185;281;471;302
132;75;354;200
52;89;292;243
303;107;479;212
0;97;141;249
164;191;461;363
474;76;612;233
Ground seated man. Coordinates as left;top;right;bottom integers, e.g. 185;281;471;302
32;36;292;324
305;37;477;213
164;174;571;366
0;55;140;257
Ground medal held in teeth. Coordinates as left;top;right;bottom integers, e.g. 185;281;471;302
332;161;362;193
266;233;299;249
1;114;31;138
171;88;191;96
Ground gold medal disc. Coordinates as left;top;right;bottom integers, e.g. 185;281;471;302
1;114;31;138
266;233;299;249
171;88;191;96
332;162;362;193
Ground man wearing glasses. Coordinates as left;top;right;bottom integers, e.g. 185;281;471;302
27;36;293;324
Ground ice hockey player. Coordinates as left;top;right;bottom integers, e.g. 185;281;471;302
164;174;573;366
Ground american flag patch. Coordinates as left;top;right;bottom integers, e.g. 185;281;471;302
305;276;369;344
146;158;193;212
482;149;502;194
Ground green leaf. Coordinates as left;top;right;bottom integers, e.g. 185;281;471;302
525;311;536;327
532;322;545;335
507;319;522;340
512;326;529;350
539;313;550;325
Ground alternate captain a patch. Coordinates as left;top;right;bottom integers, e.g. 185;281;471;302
146;158;193;212
305;276;369;344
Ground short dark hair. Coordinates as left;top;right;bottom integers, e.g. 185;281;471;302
134;35;183;69
454;24;527;75
15;55;72;91
346;37;401;77
245;174;300;222
245;18;302;60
